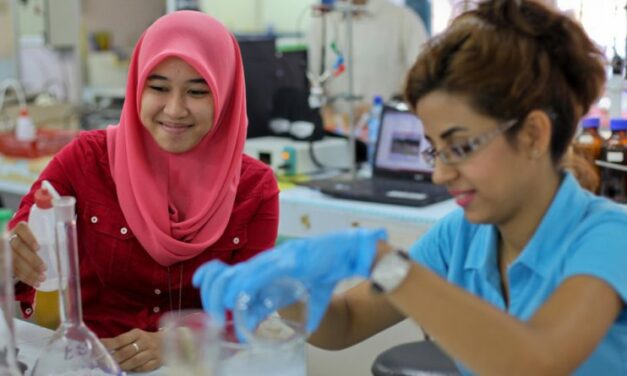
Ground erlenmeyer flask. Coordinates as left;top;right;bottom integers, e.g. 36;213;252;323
0;209;21;376
32;197;121;376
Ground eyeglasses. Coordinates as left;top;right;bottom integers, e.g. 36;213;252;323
422;119;518;167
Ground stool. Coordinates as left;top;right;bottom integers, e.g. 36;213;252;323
371;340;461;376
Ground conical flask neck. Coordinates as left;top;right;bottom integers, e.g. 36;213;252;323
57;220;84;326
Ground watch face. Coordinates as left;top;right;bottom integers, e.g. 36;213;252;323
371;250;411;293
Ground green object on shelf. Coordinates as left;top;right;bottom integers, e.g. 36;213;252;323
0;208;13;233
276;43;307;53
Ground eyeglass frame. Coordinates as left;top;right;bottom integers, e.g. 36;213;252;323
422;119;519;167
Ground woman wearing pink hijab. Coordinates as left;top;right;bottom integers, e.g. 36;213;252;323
9;11;279;372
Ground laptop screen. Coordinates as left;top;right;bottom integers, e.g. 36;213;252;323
374;108;433;175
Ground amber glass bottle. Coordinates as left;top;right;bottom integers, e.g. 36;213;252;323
600;119;627;203
573;117;604;184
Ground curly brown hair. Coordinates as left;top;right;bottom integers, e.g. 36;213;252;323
404;0;606;163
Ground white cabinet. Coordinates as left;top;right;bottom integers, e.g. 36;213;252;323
279;186;456;248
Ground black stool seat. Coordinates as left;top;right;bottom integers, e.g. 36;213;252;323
371;340;461;376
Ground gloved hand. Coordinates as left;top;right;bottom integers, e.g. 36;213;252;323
192;228;387;334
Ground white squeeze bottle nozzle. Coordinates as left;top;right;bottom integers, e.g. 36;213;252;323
28;187;59;292
42;180;61;200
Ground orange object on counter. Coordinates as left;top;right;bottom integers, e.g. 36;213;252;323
573;117;604;191
0;128;78;158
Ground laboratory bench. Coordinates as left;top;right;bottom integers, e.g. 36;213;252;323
15;319;162;376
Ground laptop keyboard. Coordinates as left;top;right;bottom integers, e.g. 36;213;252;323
355;178;443;195
335;178;450;206
303;176;451;207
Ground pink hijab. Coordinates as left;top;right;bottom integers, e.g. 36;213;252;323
106;11;247;266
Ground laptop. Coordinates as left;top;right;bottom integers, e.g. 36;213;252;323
302;106;450;207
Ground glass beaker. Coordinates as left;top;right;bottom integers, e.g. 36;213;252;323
160;309;222;376
0;230;21;376
217;317;307;376
220;277;309;376
31;197;121;376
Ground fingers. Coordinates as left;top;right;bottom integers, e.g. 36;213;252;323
192;260;225;289
206;266;237;325
102;328;143;352
12;221;39;249
10;222;46;287
306;287;335;333
102;329;162;372
193;261;229;323
131;359;161;373
118;346;157;372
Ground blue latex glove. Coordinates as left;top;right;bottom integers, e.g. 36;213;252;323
192;228;387;334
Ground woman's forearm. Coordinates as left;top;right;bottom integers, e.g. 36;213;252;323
306;293;352;350
308;281;405;350
386;264;620;376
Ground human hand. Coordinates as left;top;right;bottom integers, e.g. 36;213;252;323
9;221;47;288
193;228;387;333
101;328;163;372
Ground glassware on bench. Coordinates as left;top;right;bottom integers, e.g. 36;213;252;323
220;277;309;376
0;214;21;376
31;196;121;376
160;278;309;376
160;309;222;376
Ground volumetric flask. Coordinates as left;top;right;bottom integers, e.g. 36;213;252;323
32;197;121;376
160;309;222;376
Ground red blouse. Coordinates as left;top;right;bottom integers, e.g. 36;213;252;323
11;130;279;338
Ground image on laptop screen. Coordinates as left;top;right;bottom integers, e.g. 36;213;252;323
374;109;433;173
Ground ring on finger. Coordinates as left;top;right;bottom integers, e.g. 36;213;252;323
132;342;140;354
9;233;18;244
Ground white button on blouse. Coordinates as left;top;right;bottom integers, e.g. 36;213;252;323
120;227;128;235
90;216;98;224
154;289;161;295
232;237;240;245
153;306;160;313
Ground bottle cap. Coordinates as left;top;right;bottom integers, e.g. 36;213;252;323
581;117;600;129
19;107;29;117
609;118;627;131
34;188;53;209
373;95;383;105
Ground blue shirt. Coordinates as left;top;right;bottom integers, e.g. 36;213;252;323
410;173;627;375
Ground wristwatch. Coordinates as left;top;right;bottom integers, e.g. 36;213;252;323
370;249;412;294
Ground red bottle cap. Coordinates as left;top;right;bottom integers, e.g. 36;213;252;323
19;107;29;117
34;188;53;209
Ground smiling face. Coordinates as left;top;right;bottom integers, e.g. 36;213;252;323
140;57;215;153
417;90;538;225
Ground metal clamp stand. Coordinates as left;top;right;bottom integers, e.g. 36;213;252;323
596;160;627;173
308;1;367;179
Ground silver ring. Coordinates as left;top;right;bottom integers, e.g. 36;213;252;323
9;233;18;244
132;342;139;353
